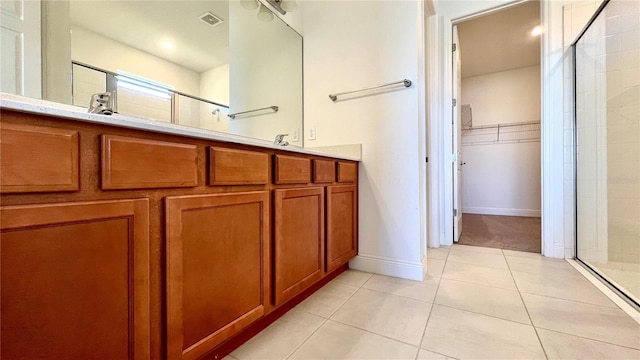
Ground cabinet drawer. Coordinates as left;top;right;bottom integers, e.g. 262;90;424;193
0;123;79;193
274;155;311;184
101;135;198;190
313;159;336;183
209;147;269;185
337;162;357;183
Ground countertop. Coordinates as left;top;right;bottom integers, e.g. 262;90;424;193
0;93;361;161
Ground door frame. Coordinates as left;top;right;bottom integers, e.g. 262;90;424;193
437;0;549;255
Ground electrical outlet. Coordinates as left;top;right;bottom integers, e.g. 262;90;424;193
292;128;299;142
308;126;316;140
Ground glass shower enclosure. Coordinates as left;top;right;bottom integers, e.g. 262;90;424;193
573;0;640;307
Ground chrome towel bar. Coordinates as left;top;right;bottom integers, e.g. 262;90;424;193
329;79;412;102
229;106;279;119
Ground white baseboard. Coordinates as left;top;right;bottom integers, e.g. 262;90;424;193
440;231;448;246
349;254;424;281
462;207;541;217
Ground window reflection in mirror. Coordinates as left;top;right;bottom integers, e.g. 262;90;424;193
1;0;302;146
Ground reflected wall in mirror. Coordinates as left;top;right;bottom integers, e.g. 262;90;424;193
1;0;303;146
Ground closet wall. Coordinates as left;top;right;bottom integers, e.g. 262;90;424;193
461;65;541;217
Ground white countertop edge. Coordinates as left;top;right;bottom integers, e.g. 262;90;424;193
0;93;361;161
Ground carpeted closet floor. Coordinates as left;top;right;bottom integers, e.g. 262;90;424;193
458;214;541;253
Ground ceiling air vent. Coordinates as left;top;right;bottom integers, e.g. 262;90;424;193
199;12;223;27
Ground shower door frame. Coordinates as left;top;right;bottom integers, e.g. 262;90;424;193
571;0;640;310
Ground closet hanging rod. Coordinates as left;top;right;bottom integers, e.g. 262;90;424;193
228;106;278;119
463;120;540;130
329;79;412;101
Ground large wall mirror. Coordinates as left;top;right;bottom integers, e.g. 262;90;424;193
1;0;303;146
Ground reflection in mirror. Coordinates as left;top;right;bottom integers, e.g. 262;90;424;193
1;0;302;146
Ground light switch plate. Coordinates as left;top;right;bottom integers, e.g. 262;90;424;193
309;126;316;140
292;128;299;142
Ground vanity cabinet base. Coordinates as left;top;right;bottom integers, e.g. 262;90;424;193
0;110;358;360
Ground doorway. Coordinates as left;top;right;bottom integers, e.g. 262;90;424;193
451;1;542;253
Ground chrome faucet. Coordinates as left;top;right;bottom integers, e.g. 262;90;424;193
88;92;114;115
274;134;289;146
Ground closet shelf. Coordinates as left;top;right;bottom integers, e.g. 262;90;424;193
462;121;540;145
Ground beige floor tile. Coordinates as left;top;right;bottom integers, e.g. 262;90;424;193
295;281;358;318
231;309;324;360
223;356;237;360
289;320;418;360
428;259;446;277
435;279;530;324
362;273;439;303
332;269;373;288
506;255;572;274
523;293;640;349
442;260;517;290
427;247;450;260
421;305;546;359
417;349;457;359
512;268;618;308
330;288;432;346
448;251;508;269
537;328;640;360
503;249;543;259
451;244;503;254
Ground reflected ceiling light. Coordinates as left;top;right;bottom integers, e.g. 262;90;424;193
280;0;298;12
240;0;259;10
257;3;274;22
161;41;175;49
531;25;543;36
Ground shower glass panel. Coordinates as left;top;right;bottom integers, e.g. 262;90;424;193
574;0;640;306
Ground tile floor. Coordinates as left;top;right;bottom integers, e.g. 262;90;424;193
227;244;640;360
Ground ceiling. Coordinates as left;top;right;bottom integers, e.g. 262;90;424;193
457;0;541;78
70;1;230;73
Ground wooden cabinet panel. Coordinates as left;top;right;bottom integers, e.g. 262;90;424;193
209;147;269;185
0;123;79;193
274;187;324;305
102;135;198;189
337;162;357;183
313;159;336;183
326;185;358;272
166;191;270;360
0;199;150;360
274;154;311;184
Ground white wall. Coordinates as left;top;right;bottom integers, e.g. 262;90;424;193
462;65;541;126
71;26;200;95
462;142;541;216
460;65;541;217
302;1;425;280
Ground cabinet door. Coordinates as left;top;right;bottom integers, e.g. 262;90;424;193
273;187;324;306
326;185;358;272
1;199;150;360
166;191;270;360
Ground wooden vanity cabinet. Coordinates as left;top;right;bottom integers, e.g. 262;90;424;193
0;110;358;360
